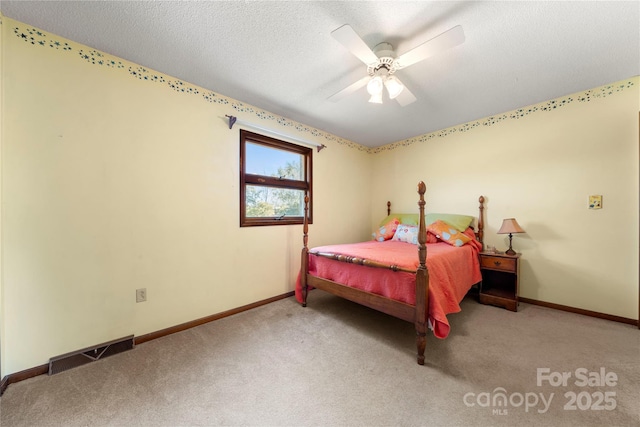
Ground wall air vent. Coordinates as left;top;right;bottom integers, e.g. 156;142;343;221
48;335;134;375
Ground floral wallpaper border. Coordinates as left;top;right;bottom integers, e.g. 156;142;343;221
7;19;637;155
371;78;636;154
8;20;369;153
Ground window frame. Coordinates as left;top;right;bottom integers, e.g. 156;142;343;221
239;129;313;227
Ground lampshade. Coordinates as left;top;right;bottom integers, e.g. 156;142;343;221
384;75;404;99
497;218;525;235
366;76;384;96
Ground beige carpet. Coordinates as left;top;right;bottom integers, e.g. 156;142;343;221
1;291;638;426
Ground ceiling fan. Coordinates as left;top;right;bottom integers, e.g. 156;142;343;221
328;24;465;106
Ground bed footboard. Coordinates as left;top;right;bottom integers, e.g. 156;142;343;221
300;182;429;365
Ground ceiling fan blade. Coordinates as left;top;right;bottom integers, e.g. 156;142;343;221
331;24;379;65
395;25;465;69
328;75;371;102
395;83;417;107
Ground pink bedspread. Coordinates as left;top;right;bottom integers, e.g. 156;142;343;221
295;232;481;339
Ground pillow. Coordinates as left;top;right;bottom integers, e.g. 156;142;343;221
392;224;419;244
372;218;400;242
427;220;472;247
390;224;438;244
425;213;474;232
379;213;419;227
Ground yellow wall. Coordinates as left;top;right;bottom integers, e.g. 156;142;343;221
0;17;372;377
371;77;639;320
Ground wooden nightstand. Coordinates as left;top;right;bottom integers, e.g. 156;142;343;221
479;252;520;312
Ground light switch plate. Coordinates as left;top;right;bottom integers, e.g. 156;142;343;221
589;195;602;209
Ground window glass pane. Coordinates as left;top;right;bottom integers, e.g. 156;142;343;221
245;185;305;218
246;142;304;180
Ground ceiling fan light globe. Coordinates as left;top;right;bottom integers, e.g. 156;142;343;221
366;76;384;96
384;76;404;99
368;92;383;104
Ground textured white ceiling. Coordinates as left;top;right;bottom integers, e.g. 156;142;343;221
2;1;639;147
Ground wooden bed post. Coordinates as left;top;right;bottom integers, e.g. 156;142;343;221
415;182;429;365
300;195;310;307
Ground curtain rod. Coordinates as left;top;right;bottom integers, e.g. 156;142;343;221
224;115;326;152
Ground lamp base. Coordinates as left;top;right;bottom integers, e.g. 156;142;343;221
505;233;516;256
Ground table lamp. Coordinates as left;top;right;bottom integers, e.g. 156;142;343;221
497;218;525;256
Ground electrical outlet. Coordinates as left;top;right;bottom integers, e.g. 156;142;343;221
136;288;147;303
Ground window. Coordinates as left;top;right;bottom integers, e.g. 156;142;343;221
240;130;312;227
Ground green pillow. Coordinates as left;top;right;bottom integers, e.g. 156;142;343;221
379;213;419;226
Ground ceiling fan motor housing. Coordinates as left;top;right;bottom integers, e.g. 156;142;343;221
368;42;399;76
367;57;398;76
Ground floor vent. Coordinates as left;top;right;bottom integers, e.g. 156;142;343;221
49;335;134;375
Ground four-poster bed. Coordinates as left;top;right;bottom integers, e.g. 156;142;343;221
297;181;485;364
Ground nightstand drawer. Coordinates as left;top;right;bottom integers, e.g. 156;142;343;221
480;255;517;272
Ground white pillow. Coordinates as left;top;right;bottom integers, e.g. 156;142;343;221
392;224;419;244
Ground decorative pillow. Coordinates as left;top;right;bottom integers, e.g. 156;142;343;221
372;218;400;242
427;220;472;247
426;213;474;232
389;224;437;244
392;224;419;244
